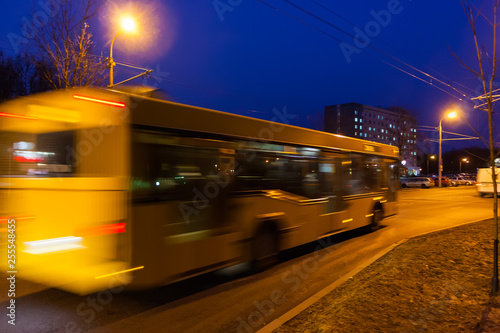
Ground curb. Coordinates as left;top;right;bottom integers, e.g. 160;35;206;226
257;218;490;333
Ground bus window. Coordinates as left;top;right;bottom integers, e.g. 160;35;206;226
0;126;125;178
1;130;74;177
343;154;381;195
364;156;382;192
234;145;321;198
131;130;233;203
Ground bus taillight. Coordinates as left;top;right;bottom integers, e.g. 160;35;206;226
77;222;126;237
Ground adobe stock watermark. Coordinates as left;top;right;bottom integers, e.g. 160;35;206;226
236;236;339;333
339;0;409;64
213;0;243;22
8;0;64;54
65;273;131;333
178;106;296;224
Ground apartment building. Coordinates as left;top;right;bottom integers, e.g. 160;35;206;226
324;102;418;170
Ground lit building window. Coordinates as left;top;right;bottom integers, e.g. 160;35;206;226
355;125;358;129
360;125;362;129
355;118;358;122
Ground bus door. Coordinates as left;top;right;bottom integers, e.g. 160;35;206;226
131;131;240;286
317;152;347;237
381;159;399;216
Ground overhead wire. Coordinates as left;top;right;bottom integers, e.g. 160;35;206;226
256;0;472;103
307;0;478;96
278;0;474;101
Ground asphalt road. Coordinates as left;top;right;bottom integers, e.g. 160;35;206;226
0;186;496;333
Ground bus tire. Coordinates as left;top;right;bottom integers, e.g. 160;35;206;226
251;222;280;273
369;204;384;231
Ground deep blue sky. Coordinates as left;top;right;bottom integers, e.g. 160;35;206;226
0;0;497;151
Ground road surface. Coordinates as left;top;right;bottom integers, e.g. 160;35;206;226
0;186;496;333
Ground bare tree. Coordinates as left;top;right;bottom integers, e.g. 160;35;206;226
387;107;417;170
16;53;52;96
0;52;23;101
31;0;106;89
456;0;499;293
0;52;50;101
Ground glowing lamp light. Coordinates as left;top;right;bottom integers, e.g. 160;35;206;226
447;110;458;119
121;17;137;33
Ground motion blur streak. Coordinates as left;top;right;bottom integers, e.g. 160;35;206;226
0;111;38;120
23;236;85;254
72;94;126;108
0;216;36;223
0;88;131;295
95;266;145;280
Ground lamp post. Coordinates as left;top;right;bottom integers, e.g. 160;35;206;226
109;17;137;88
438;110;458;187
427;155;435;175
460;158;469;173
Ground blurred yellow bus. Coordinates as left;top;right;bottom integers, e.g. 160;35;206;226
0;88;399;294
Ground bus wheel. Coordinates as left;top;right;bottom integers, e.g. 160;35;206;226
369;205;384;231
251;223;279;273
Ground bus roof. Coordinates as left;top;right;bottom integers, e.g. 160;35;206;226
0;87;399;158
111;88;399;158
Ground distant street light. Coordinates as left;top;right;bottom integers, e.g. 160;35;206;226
460;158;469;173
109;16;137;88
427;155;436;175
438;110;458;187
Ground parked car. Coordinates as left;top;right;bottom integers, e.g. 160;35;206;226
432;176;453;187
448;176;474;186
401;177;435;189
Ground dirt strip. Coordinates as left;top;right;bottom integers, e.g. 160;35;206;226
274;219;500;333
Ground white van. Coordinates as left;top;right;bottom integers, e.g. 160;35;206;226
476;168;500;197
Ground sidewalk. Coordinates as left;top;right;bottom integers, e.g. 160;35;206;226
271;219;500;332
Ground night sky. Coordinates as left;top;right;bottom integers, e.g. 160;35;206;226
0;0;497;150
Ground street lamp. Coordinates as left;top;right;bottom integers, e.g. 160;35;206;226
427;155;436;175
438;110;458;187
109;17;137;88
460;158;469;173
